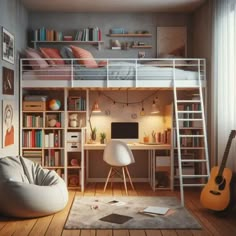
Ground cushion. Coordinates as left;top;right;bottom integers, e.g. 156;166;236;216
70;45;98;68
25;48;49;70
60;46;74;64
0;156;68;218
40;47;65;65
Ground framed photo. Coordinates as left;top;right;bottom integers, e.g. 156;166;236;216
2;67;14;95
157;27;187;57
2;100;15;148
2;27;14;64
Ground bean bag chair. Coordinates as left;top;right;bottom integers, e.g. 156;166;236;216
0;156;68;218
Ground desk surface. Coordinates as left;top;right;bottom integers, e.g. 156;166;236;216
84;143;171;150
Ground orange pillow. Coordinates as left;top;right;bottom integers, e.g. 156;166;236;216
40;48;65;65
70;45;98;68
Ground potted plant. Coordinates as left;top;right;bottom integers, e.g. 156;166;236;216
100;132;106;144
91;127;97;141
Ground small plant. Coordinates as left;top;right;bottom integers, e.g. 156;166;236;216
91;127;97;141
100;132;106;144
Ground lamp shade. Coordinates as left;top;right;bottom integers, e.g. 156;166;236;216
92;101;101;113
151;100;160;114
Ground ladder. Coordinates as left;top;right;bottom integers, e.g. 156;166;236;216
173;60;210;206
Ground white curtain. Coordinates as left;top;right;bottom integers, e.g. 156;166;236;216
213;0;236;170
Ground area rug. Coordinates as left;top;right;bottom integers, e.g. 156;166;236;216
64;196;201;229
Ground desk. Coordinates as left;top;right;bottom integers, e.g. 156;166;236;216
84;143;173;191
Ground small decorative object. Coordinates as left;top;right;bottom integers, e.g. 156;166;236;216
69;113;78;127
2;27;14;64
100;132;106;144
49;99;61;111
48;119;57;127
91;128;97;141
70;159;79;166
138;51;145;58
143;133;149;143
151;130;156;143
55;121;61;127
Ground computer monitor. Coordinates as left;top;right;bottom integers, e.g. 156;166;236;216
111;122;139;143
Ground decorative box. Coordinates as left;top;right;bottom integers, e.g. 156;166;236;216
23;101;46;111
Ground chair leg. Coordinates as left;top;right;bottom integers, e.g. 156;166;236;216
122;167;128;195
125;166;135;190
104;167;113;192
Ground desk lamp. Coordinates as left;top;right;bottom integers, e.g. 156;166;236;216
88;101;101;138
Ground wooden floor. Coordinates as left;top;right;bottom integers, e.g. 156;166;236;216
0;183;236;236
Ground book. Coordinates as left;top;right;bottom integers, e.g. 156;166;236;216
142;206;169;215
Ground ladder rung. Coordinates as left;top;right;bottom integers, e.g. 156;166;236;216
177;111;202;113
182;183;206;187
181;159;207;162
177;100;201;103
179;134;204;137
182;175;209;178
178;118;203;121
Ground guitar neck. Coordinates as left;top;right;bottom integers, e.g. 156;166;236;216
218;130;236;176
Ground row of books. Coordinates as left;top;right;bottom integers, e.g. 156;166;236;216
44;149;64;167
74;27;102;41
23;114;43;128
154;129;171;144
30;27;102;42
45;131;62;148
31;27;63;41
22;130;43;147
68;96;86;111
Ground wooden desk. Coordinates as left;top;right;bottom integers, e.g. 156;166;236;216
84;143;173;191
84;143;171;150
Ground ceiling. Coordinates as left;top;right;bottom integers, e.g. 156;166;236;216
20;0;206;13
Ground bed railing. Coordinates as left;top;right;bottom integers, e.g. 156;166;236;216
20;58;206;88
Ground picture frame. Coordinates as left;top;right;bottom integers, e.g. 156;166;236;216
2;67;14;95
2;100;15;148
156;27;187;57
2;27;14;64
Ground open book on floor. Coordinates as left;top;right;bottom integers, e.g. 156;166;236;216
140;206;170;216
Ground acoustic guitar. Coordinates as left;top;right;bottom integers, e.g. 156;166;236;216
200;130;236;211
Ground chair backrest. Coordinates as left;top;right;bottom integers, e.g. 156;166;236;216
103;140;135;167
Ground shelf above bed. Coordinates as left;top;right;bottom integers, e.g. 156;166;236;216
107;34;152;37
31;40;104;50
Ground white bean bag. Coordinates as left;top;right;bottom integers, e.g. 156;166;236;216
0;156;68;218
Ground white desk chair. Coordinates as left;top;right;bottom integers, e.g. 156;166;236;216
103;140;135;194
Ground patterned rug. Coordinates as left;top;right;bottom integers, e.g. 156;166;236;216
64;196;201;229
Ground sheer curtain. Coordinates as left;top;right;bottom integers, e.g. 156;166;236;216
212;0;236;170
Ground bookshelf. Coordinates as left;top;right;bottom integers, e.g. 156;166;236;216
21;88;87;191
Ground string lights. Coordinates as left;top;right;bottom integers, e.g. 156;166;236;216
99;90;160;115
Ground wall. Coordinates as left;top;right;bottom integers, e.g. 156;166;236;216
0;0;28;157
28;12;193;58
192;1;213;165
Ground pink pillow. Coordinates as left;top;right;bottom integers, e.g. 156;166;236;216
70;45;98;68
40;48;65;65
25;48;49;70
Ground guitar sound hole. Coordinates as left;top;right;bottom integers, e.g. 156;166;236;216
215;175;223;185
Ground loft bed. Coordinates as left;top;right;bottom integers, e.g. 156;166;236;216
20;58;206;88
